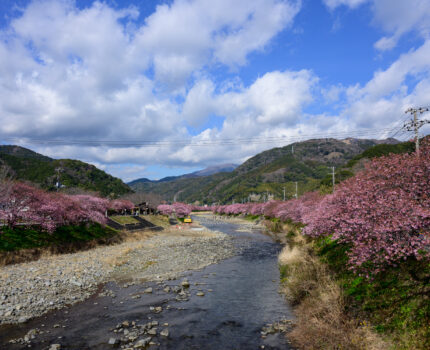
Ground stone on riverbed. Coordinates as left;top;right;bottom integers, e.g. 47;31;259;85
134;337;151;348
181;280;190;288
0;222;235;326
108;337;119;346
18;316;29;323
147;328;157;335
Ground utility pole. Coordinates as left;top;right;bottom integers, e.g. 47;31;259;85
332;166;335;193
295;182;298;199
291;145;294;154
404;107;430;155
283;187;286;201
55;167;62;191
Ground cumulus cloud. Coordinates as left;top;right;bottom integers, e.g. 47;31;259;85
1;0;429;181
136;0;300;89
0;0;300;138
0;0;305;179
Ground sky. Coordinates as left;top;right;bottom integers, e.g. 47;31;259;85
0;0;430;181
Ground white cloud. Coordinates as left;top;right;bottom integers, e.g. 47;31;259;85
2;0;429;182
373;36;398;51
323;0;369;10
37;68;317;169
371;0;430;51
323;0;430;51
135;0;301;89
0;0;311;179
182;79;217;127
341;39;430;129
248;70;316;124
0;0;301;171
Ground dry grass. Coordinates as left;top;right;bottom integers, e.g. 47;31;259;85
142;215;170;228
110;215;140;225
279;236;391;350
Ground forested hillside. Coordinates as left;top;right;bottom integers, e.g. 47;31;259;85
130;138;398;203
0;146;132;198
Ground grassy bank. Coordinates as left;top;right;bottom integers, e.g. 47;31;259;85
0;223;120;265
275;221;429;350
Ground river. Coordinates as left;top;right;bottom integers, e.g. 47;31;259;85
0;215;295;349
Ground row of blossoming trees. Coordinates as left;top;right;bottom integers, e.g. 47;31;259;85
157;203;211;218
213;140;430;276
157;202;192;218
0;181;134;233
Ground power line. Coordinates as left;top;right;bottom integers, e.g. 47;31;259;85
1;127;401;148
388;114;414;139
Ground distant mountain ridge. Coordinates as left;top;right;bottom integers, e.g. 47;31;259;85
128;163;237;185
192;163;238;177
0;145;132;197
129;138;400;204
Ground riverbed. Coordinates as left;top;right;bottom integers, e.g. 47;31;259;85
0;214;294;349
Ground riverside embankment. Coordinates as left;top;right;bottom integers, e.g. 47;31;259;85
0;214;295;349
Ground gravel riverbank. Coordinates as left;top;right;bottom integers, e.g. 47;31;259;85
0;226;235;325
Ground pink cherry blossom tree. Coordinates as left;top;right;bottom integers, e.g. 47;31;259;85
303;140;430;274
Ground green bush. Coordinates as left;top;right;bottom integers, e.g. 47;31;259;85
314;237;430;348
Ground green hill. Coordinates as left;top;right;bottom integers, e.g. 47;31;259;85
0;145;132;198
130;138;399;204
319;140;415;189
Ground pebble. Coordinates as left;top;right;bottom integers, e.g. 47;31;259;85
160;329;169;337
134;337;151;348
181;280;190;288
147;328;157;335
108;337;119;346
18;316;29;323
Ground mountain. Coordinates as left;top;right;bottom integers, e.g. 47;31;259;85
127;177;152;186
128;163;237;186
129;138;399;204
191;164;237;177
0;145;132;197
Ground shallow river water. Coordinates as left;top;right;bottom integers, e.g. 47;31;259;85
0;215;295;349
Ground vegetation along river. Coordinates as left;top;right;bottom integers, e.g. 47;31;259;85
0;214;295;349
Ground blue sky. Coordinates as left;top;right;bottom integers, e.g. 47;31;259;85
0;0;429;181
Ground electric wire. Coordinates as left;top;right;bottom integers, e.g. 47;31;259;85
1;127;402;148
